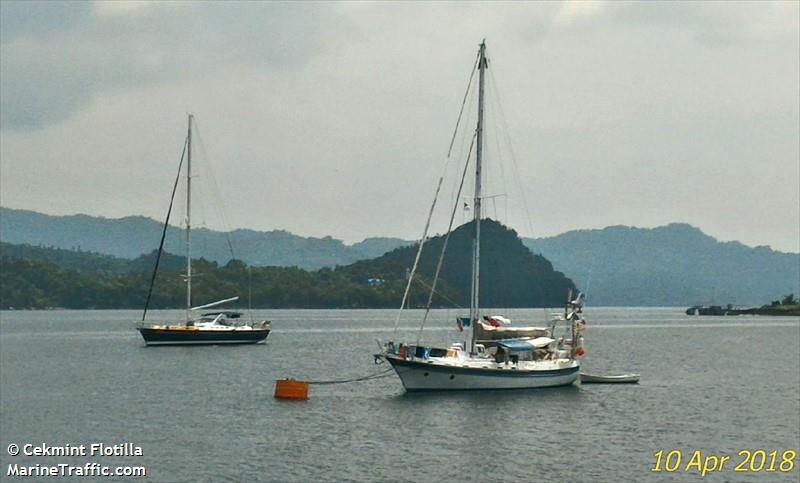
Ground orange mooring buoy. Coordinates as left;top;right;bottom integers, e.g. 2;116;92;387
274;379;309;400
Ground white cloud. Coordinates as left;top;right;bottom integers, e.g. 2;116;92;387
92;1;157;18
552;0;608;29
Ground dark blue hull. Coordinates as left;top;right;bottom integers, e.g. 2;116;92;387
138;327;269;346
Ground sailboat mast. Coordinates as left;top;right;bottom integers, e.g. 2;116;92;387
186;114;193;322
469;40;487;353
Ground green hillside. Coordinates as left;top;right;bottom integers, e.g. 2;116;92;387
2;219;572;309
341;219;575;308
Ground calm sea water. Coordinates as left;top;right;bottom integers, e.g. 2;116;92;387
1;308;798;482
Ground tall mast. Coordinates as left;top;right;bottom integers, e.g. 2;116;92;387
469;40;487;352
186;114;193;322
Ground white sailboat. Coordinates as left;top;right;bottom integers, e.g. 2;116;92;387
137;114;270;346
379;41;586;391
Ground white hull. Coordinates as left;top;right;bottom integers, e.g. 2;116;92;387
386;355;579;391
580;373;639;384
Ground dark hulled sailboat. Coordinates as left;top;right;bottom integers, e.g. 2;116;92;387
136;114;270;346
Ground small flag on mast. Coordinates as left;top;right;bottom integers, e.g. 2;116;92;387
456;317;471;332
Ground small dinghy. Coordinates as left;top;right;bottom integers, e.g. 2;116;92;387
580;373;640;384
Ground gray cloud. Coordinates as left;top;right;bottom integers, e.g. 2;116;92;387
1;2;340;128
0;1;797;252
0;1;90;43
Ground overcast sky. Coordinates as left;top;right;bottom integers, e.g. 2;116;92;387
1;1;798;252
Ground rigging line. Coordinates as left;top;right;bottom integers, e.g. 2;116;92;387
391;168;446;339
583;266;593;300
452;74;478;217
191;120;237;262
488;67;537;244
488;81;510;224
394;49;478;340
447;49;481;158
416;131;476;345
412;276;464;309
142;136;188;322
193;120;260;315
248;266;253;323
489;65;549;312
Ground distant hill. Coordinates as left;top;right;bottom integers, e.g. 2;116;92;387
0;242;414;309
0;207;411;269
0;241;131;274
4;207;797;307
1;219;574;309
525;224;800;307
340;219;576;308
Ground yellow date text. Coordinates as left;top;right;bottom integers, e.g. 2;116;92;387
651;449;796;477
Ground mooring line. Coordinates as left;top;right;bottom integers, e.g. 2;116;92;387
305;367;395;386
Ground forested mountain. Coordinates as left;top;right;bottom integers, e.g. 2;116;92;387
0;248;412;310
1;219;573;309
4;208;797;307
525;224;800;306
0;207;410;269
0;242;132;274
341;219;575;308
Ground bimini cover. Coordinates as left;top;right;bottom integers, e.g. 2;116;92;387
530;337;555;348
202;311;242;319
496;340;535;352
